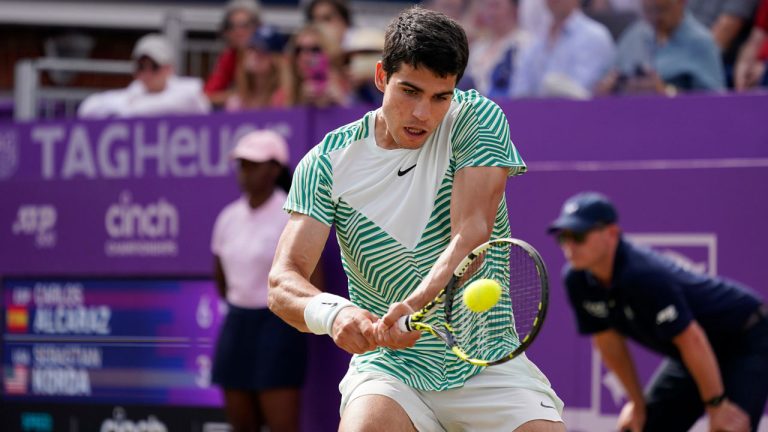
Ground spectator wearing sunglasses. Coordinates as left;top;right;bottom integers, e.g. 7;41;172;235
205;0;262;107
281;24;351;108
548;191;768;432
77;33;210;119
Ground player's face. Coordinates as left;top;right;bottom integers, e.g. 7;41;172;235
374;62;456;150
558;227;613;270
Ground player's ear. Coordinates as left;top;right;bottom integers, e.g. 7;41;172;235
374;61;386;93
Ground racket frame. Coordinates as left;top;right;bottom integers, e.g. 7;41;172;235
402;238;549;367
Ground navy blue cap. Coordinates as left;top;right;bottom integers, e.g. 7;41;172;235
249;26;287;53
547;192;618;234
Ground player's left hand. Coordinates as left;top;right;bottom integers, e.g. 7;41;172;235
375;302;421;349
707;399;750;432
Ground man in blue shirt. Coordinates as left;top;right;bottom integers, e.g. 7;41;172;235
600;0;725;95
512;0;616;98
548;192;768;432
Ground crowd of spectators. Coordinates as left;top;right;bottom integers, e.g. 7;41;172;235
74;0;768;119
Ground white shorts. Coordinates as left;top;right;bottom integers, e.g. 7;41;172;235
339;354;564;432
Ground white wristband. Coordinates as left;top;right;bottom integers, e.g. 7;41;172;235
303;292;354;335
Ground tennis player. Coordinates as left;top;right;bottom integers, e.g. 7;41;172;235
548;192;768;432
268;6;563;431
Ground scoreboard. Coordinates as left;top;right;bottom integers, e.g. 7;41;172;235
2;278;226;407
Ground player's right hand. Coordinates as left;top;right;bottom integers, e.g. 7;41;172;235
375;302;421;350
331;307;379;354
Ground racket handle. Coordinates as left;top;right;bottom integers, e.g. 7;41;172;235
397;315;411;332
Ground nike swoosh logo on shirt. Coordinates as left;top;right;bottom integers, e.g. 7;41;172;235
397;164;417;176
540;401;556;409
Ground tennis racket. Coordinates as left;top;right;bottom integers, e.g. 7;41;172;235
397;238;549;367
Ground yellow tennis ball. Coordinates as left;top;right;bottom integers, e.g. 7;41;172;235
463;279;502;313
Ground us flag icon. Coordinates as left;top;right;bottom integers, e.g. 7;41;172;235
4;365;29;395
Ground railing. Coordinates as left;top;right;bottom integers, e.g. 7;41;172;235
14;58;134;121
9;2;405;121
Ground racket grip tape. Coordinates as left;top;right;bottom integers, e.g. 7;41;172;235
397;315;412;332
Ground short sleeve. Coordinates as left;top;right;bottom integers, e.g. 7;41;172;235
211;207;228;256
284;147;335;226
451;94;527;175
564;268;612;335
627;273;694;341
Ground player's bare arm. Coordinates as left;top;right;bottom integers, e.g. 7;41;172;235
269;213;379;354
593;329;646;432
376;165;508;348
672;321;750;432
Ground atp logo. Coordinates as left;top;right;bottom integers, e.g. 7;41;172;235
12;204;58;249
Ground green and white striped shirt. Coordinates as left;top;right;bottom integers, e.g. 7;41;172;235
285;89;526;391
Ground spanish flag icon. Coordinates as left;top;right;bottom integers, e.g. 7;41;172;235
6;306;29;333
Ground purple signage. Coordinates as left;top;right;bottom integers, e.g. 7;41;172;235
0;109;310;275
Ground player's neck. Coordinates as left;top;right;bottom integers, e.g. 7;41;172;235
373;110;399;150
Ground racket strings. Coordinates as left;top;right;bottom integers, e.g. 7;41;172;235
450;246;514;362
508;245;542;343
448;242;543;363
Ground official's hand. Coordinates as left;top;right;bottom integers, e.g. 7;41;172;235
374;302;421;350
707;399;750;432
331;307;379;354
617;400;646;432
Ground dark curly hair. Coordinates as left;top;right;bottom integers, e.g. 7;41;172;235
381;6;469;84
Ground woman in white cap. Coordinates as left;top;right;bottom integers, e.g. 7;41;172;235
210;130;307;432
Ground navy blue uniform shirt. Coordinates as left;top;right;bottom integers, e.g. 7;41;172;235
564;237;762;358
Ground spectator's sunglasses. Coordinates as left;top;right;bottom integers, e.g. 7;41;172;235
136;57;160;73
294;44;323;55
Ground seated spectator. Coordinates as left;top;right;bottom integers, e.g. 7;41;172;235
341;27;385;106
78;34;210;119
513;0;616;99
305;0;352;48
282;25;350;108
225;27;288;111
465;0;531;99
598;0;726;95
688;0;760;81
205;0;261;107
734;0;768;90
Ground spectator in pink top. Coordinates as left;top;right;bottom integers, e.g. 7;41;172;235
211;130;307;432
